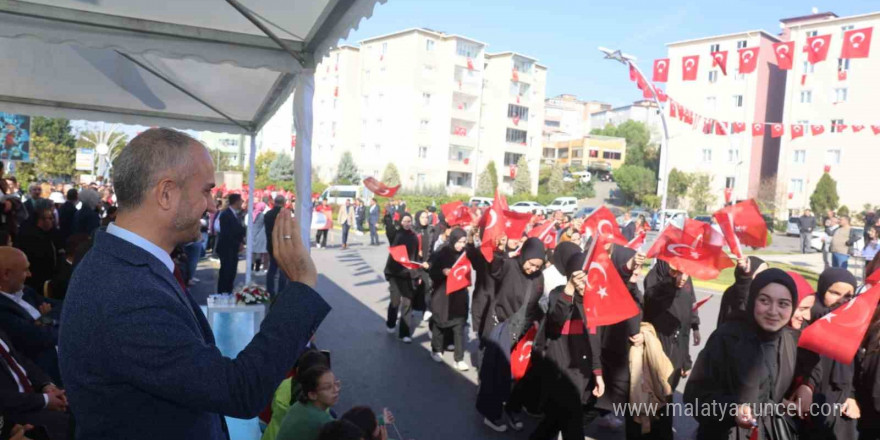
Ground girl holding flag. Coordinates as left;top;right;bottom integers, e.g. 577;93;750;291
427;228;470;371
384;213;427;342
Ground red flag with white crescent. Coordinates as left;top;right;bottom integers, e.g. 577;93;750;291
363;177;400;198
511;324;538;380
446;253;472;294
806;34;832;64
841;27;873;59
581;206;628;247
581;243;640;333
528;220;558;249
738;47;759;74
388;245;422;270
714;200;767;251
682;55;699;81
773;41;795;70
799;285;880;364
626;229;647;251
652;58;669;82
711;51;728;75
646;220;734;280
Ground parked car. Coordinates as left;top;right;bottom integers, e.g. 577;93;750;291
786;218;801;236
574;207;596;219
694;215;713;224
547;197;578;214
319;185;367;205
811;227;864;253
468;197;493;207
653;209;689;230
510;201;546;215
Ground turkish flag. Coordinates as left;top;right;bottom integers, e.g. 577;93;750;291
773;41;795;70
835;124;848;133
629;63;638;81
724;187;733;204
581;206;628;246
502;210;533;241
682;55;699;81
670;102;678;118
528;220;558;249
806;34;832;64
868;268;880;287
512;68;519;82
713;199;768;259
841;27;873;59
715;121;729;136
363;177;400;198
752;123;765;136
732;122;746;134
873;125;880;135
582;244;640;332
771;123;784;138
811;124;825;136
655;87;668;103
441;201;473;227
389;245;422;270
791;124;805;140
738;47;760;74
852;125;865;133
479;190;513;261
446;253;472;293
467;57;474;70
798;285;880;365
511;324;538;380
711;51;728;75
627;229;647;250
703;119;714;135
838;70;848;81
652;58;669;82
646;219;734;280
693;295;713;312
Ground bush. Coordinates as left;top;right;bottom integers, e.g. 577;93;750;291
381;163;401;187
809;173;839;215
513;156;532;195
477;161;499;196
613;165;656;205
572;180;595;199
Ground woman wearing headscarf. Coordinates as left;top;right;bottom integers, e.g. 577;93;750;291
684;269;800;440
466;226;497;348
382;203;397;245
531;248;604;440
383;213;426;343
427;228;470;371
413;210;437;317
786;271;816;330
856;303;880;439
796;268;860;440
717;256;768;326
476;237;546;433
642;260;698;439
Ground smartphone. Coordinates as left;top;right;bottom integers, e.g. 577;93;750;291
321;350;331;369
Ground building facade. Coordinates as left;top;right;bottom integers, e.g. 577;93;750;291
544;94;610;142
543;135;627;171
589;100;664;143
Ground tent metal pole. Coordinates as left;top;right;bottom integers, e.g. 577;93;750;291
245;133;257;285
224;0;305;66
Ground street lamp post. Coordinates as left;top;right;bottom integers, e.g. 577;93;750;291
599;47;671;226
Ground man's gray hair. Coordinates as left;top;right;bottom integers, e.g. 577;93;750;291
274;195;286;205
79;188;101;211
112;128;198;211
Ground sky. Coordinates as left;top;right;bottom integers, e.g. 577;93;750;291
341;0;878;107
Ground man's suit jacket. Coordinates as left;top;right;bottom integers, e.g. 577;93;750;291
0;329;52;415
14;223;58;291
337;205;355;225
0;288;59;366
58;201;77;240
263;206;281;258
368;204;380;225
59;231;331;440
215;208;245;255
355;205;366;222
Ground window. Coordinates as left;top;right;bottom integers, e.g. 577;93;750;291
728;149;739;163
706;96;717;110
425;39;435;51
420;119;430;129
802;62;815;74
709;43;721;53
702;148;712;163
365;70;371;82
332;99;337;109
834;88;848;103
841;25;855;36
513;58;533;73
505;128;528;144
422;92;431;106
416;173;426;187
709;71;718;83
800;90;812;103
806;30;818;37
790;178;804;193
826;149;841;165
375;118;382;129
374;144;381;153
838;58;851;72
507;104;529;121
732;95;743;108
725;177;736;188
830;119;844;132
544;120;560;127
331;122;336;137
381;42;388;55
793;149;806;163
602;151;622;160
734;67;745;80
572;149;583;159
737;40;748;49
589;149;599;158
456;41;479;58
418;146;428;159
503;152;523;166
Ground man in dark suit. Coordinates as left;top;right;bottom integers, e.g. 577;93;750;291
215;193;246;294
0;247;62;385
0;329;70;440
57;189;78;242
22;184;41;221
60;128;330;440
355;198;366;231
368;198;380;245
14;200;59;291
263;195;288;296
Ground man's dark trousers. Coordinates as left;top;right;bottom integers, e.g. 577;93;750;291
217;249;238;293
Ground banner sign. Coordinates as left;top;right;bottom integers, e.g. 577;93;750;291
0;112;31;162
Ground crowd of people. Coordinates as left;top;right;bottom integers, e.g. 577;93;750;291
796;208;880;270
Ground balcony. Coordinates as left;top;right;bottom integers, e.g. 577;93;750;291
507;116;528;129
446;171;474;193
455;55;481;71
454;79;481;96
511;70;531;84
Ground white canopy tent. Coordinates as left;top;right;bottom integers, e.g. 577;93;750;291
0;0;386;285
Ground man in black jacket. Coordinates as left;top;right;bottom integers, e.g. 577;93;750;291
798;209;816;254
216;193;246;294
57;189;78;242
14;201;59;292
263;195;288;296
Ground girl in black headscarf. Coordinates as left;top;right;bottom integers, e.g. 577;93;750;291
383;213;425;342
466;226;496;347
427;228;470;371
797;268;860;440
412;210;436;316
476;237;546;433
531;248;604;440
642;260;698;439
685;269;800;440
856;301;880;439
718;256;768;326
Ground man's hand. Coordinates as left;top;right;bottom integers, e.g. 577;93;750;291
693;330;701;346
46;387;67;412
272;209;317;288
592;375;605;397
39;302;52;316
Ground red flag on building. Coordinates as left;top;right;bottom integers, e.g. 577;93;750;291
838;70;848;81
646;219;734;280
732;122;746;134
771;123;784;138
669;102;678;118
799;285;880;364
512;68;519;82
811;124;825;136
582;244;640;333
711;51;728;75
715;121;729;136
652;58;669;82
441;201;474;227
693;295;713;312
629;63;638;81
580;206;628;246
873;125;880;135
363;177;400;198
682;55;699;81
467;57;474;70
738;47;760;74
752;123;765;136
835;123;848;133
528;220;558;249
841;27;873;59
446;253;472;293
389;245;423;269
773;41;795;70
791;124;805;140
511;324;538;380
806;34;832;64
853;125;866;133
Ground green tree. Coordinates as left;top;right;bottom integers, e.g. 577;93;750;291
335;151;360;184
381;163;401;187
548;163;565;195
689;173;716;213
612;165;656;205
32;117;76;149
667;168;693;209
23;135;75;181
809;173;839;216
512;156;532;195
592;120;657;172
837;205;850;217
268;153;294;182
477;161;499;196
572;180;595;199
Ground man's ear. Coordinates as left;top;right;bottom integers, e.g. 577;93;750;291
155;178;179;211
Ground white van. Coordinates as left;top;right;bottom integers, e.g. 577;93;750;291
320;185;366;205
547;197;578;214
468;197;493;207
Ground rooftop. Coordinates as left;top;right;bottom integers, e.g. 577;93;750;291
359;27;487;47
667;29;780;47
779;11;838;24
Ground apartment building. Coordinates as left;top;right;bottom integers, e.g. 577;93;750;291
199;131;248;169
543;135;627;171
308;28;546;195
775;11;880;217
589;100;664;143
664;30;786;210
544;94;610;142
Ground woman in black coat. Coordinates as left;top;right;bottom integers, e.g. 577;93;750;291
428;228;469;370
383;213;425;342
466;227;496;346
412;210;436;315
717;256;768;326
685;269;800;440
531;249;604;440
857;303;880;439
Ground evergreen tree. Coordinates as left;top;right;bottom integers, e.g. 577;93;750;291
335;151;360;184
28;135;75;180
512;156;532;195
548;163;565;195
477;161;499;196
810;173;839;216
689;173;716;213
268;153;294;182
381;163;401;187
